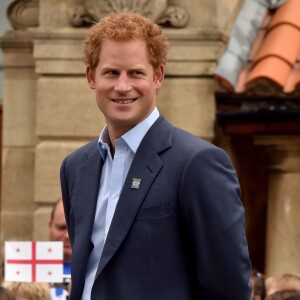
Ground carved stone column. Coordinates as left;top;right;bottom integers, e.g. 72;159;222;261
255;136;300;276
0;0;39;242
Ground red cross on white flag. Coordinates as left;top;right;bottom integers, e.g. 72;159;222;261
5;241;64;283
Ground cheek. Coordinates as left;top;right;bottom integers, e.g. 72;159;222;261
53;230;64;238
137;81;155;94
96;79;113;91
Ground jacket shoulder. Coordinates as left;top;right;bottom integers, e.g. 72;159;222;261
172;127;219;153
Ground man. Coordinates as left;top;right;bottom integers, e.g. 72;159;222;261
60;12;252;300
49;198;72;265
49;199;72;299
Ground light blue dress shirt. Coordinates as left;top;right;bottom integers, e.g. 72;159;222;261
81;108;159;300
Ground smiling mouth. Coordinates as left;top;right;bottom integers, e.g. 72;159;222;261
112;98;137;104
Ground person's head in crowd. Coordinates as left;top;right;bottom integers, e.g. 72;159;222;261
0;286;16;300
266;274;300;296
251;269;266;300
5;282;50;300
265;288;300;300
48;198;72;262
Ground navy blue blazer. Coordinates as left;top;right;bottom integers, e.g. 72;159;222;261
60;116;252;300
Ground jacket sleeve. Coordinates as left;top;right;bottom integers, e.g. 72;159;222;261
179;145;252;300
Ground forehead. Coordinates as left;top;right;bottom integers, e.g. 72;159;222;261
53;201;64;218
99;39;150;64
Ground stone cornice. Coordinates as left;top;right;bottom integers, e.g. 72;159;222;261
0;30;34;50
30;27;226;42
7;0;39;30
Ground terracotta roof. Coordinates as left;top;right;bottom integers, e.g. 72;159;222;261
215;0;300;97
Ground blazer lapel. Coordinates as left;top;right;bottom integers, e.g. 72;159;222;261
95;116;173;277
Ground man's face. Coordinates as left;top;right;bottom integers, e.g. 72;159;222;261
48;201;72;262
86;39;165;137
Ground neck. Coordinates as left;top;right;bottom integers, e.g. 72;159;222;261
107;124;134;153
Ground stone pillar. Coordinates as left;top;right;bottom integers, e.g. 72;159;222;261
0;30;38;242
255;136;300;276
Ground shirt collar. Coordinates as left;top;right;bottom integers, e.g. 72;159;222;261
98;107;159;159
122;107;159;153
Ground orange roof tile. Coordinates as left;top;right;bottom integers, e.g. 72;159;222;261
215;0;300;96
284;46;300;94
261;10;273;29
248;29;267;62
284;62;300;93
236;64;251;93
254;24;300;65
269;0;300;30
246;56;291;91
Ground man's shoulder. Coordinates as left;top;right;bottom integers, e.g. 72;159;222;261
151;116;215;150
151;116;220;158
172;126;217;152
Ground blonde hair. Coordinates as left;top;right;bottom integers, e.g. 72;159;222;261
0;287;16;300
84;12;168;71
265;289;300;300
266;274;300;296
6;282;50;300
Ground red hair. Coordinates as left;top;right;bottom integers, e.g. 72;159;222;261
84;12;168;71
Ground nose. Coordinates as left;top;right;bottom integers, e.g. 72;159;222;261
114;73;132;93
63;229;69;240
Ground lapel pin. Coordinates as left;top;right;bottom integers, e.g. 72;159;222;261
131;178;141;189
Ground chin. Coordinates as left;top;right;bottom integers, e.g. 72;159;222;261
64;251;72;261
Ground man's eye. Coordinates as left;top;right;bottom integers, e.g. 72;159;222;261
104;70;118;76
56;225;67;231
132;71;144;76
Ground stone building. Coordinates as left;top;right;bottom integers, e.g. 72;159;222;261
0;0;299;277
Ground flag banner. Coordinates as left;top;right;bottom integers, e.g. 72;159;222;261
5;241;64;283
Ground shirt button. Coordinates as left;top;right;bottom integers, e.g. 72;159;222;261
112;193;118;200
102;144;106;149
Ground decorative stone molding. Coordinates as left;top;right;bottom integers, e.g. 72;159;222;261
157;6;189;28
69;4;95;27
7;0;39;30
69;0;189;28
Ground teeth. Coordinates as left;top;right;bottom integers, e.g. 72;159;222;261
113;99;135;104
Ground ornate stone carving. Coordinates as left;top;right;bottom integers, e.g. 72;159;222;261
157;6;189;28
69;0;189;28
69;5;95;27
7;0;39;30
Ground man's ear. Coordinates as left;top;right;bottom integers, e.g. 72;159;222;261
153;64;165;90
86;65;96;89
